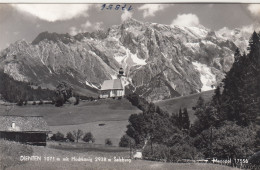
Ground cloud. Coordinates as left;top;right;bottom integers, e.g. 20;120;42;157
241;24;260;33
81;21;92;29
171;13;200;27
69;21;104;35
11;4;92;22
121;10;133;21
248;4;260;17
69;27;78;36
93;22;104;30
138;4;171;18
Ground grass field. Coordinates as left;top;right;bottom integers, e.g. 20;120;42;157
50;120;129;145
0;98;141;146
155;90;215;123
6;144;241;170
0;98;140;126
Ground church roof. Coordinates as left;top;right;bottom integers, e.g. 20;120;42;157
100;79;123;90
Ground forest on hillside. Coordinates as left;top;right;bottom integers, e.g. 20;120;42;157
0;71;55;103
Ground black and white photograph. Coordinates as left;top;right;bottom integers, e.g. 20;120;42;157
0;2;260;170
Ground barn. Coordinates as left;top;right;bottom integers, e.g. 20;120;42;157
100;79;124;98
0;115;49;146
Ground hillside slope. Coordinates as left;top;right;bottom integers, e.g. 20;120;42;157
155;90;215;123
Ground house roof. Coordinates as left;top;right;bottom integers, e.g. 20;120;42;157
100;79;123;90
0;115;49;132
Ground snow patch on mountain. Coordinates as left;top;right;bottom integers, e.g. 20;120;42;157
192;61;216;91
114;48;146;67
85;81;99;89
127;50;146;66
111;74;117;79
186;26;209;38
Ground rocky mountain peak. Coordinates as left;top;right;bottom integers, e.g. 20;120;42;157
32;31;74;45
0;18;251;101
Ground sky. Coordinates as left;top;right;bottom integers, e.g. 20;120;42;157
0;3;260;50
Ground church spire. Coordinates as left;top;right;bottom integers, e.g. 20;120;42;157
117;68;124;79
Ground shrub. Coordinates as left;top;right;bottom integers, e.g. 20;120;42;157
32;101;36;105
143;144;170;161
66;132;75;142
55;96;64;107
38;100;43;105
105;138;112;146
74;96;80;105
119;135;135;147
82;132;95;143
143;143;200;162
51;131;65;141
68;97;76;104
16;99;24;106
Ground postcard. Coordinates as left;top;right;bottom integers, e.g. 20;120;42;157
0;2;259;170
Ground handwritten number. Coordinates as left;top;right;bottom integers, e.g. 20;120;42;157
122;4;126;10
107;4;113;10
101;4;133;11
128;5;133;11
101;4;106;10
115;5;120;10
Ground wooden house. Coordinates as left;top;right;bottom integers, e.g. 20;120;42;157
0;115;49;146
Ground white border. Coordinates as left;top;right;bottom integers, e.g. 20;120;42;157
0;0;260;3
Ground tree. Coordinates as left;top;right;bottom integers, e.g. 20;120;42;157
119;135;135;147
73;129;83;143
126;113;147;146
178;108;183;130
55;81;73;106
234;48;241;62
51;131;64;141
219;32;259;126
66;132;75;142
182;108;190;130
105;138;112;146
212;122;256;159
82;132;95;143
247;31;259;53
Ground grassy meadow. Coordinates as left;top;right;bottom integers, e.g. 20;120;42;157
50;120;129;145
155;90;214;123
5;142;241;170
0;98;141;146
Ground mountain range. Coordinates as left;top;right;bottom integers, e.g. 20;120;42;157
0;18;252;101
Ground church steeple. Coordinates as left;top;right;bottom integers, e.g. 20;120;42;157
117;68;124;79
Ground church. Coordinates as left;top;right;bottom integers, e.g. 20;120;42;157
99;68;127;99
